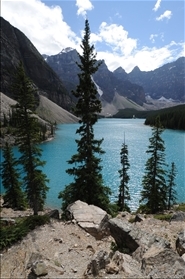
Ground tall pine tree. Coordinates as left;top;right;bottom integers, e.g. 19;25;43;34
140;116;167;213
59;20;111;211
12;61;49;215
117;136;130;211
1;142;27;210
167;162;177;210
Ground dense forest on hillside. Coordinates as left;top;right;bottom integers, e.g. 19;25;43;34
112;105;185;131
145;104;185;130
112;108;149;119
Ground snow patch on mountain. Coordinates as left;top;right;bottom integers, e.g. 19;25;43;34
91;76;103;96
60;47;74;54
169;66;176;70
158;96;170;102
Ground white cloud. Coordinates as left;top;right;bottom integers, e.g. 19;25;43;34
156;10;172;21
1;0;183;74
153;0;162;12
1;0;81;55
92;22;137;56
97;41;185;73
76;0;94;17
150;34;158;43
149;33;164;43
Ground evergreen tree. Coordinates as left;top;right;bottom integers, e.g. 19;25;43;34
167;162;177;209
117;136;130;211
12;61;49;215
140;116;167;213
59;20;111;211
1;142;27;210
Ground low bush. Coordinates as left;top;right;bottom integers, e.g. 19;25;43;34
0;214;50;251
154;214;172;221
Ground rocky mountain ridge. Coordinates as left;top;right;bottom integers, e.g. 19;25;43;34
44;48;184;114
44;49;146;107
114;57;185;102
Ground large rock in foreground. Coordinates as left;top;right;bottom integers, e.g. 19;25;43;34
66;200;110;239
108;217;170;257
142;247;185;278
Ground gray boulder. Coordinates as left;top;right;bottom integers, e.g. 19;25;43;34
66;200;110;239
85;250;144;277
31;260;48;276
108;218;138;252
171;211;185;221
176;230;185;256
108;218;170;257
27;252;42;269
134;214;145;222
182;253;185;262
47;209;60;219
110;251;143;277
142;247;185;278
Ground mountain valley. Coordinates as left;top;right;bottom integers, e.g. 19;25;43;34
0;16;184;121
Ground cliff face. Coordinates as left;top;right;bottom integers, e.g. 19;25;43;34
94;61;145;105
0;17;72;110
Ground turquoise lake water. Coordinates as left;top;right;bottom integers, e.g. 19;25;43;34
1;118;185;211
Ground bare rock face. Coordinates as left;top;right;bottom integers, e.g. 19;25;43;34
176;230;185;256
66;200;110;239
1;16;71;110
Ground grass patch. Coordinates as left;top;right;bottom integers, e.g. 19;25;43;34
176;203;185;212
154;214;172;221
0;214;50;251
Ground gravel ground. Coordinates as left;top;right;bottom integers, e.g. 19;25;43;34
0;208;114;278
1;208;184;278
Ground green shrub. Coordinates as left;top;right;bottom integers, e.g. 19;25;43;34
0;215;50;251
107;203;119;217
154;214;172;221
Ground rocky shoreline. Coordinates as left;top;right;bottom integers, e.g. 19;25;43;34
1;200;185;278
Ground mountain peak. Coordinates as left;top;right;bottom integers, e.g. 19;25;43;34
114;66;126;74
131;66;141;73
59;47;75;54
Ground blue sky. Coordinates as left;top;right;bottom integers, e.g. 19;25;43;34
1;0;184;72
